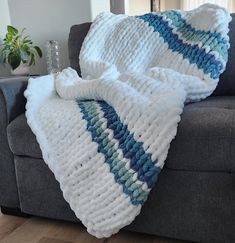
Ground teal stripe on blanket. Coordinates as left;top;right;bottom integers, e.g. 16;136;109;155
99;101;160;189
137;13;227;79
78;100;153;205
161;10;229;61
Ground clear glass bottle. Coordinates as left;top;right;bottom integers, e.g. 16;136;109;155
45;40;61;74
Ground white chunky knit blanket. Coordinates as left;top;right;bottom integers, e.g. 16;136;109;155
25;4;231;238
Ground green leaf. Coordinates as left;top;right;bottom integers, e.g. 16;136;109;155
23;39;31;44
7;25;18;35
34;46;42;58
6;33;13;40
8;53;21;70
28;54;34;66
22;44;30;53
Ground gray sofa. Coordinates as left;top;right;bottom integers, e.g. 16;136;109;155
0;15;235;243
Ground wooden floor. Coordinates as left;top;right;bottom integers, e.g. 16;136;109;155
0;213;191;243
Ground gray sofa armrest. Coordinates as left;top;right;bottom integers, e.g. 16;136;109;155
0;77;28;208
0;77;28;122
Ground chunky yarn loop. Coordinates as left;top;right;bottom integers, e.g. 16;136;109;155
25;4;231;238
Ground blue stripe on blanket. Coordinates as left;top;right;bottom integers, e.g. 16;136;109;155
161;10;228;61
137;13;225;79
99;101;160;188
78;100;161;205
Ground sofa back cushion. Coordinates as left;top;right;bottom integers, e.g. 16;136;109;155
213;13;235;96
68;13;235;95
68;23;91;76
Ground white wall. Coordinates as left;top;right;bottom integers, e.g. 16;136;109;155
162;0;235;11
8;0;92;75
161;0;180;10
0;0;11;75
0;0;11;38
110;0;150;15
90;0;110;20
127;0;150;15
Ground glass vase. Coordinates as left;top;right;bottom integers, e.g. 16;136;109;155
45;40;61;74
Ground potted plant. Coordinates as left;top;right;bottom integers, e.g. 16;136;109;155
0;25;42;75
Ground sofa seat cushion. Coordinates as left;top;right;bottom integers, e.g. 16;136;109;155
166;96;235;172
7;96;235;172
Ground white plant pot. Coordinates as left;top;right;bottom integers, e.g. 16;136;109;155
11;64;30;76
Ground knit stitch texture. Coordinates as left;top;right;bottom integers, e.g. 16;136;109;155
25;4;231;238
